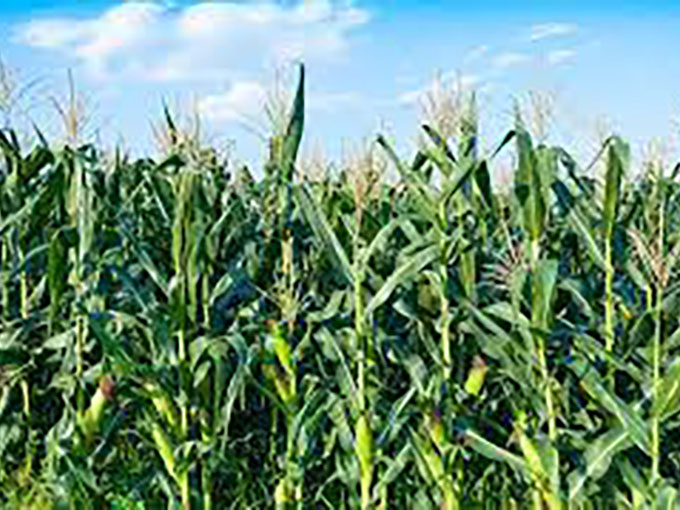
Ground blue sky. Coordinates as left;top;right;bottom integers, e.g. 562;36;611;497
1;0;679;171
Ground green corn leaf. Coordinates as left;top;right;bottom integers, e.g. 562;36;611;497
376;134;439;222
490;130;517;159
654;356;680;420
281;63;305;182
515;128;546;243
531;258;558;330
411;150;428;172
47;228;68;327
296;183;353;285
117;221;169;296
552;180;607;270
374;443;411;493
464;429;528;477
603;137;629;239
574;334;643;383
617;457;648;501
474;160;493;210
422;124;456;163
567;428;631;501
657;485;679;510
364;243;439;319
441;159;479;209
361;216;409;267
577;365;650;452
162;102;178;146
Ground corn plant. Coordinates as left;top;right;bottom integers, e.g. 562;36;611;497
1;63;680;509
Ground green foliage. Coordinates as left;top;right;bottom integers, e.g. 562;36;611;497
1;65;680;509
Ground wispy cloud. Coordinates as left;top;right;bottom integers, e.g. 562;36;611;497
547;49;576;65
398;89;422;106
199;81;360;123
14;1;370;82
529;23;578;42
492;52;531;69
464;45;489;63
308;91;361;112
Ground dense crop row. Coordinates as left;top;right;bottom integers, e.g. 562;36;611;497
1;65;680;509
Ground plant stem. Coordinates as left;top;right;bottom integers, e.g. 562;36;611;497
651;180;665;491
537;340;556;442
75;313;85;414
285;412;295;504
355;268;366;412
604;238;614;355
19;248;27;319
179;470;190;510
604;236;616;390
530;242;556;442
354;256;373;509
1;241;7;320
438;209;451;378
440;290;451;378
651;284;662;487
21;379;32;483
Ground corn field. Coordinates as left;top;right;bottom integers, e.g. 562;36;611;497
1;64;680;509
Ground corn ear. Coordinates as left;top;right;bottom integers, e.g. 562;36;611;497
145;381;179;430
464;356;487;396
80;375;115;442
427;407;444;449
274;478;291;505
151;421;176;482
355;412;374;506
274;371;295;405
263;364;296;405
423;445;445;482
268;319;294;375
513;412;561;509
513;413;544;482
356;413;373;471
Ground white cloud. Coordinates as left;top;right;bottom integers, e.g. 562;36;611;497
17;3;165;79
547;49;576;65
492;52;531;69
198;81;267;122
14;1;369;82
308;91;360;112
453;73;481;88
398;89;422;106
199;82;360;123
529;23;577;42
